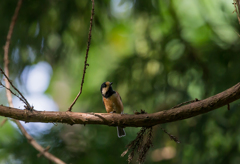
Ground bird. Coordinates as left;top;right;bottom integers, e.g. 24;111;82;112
100;81;126;138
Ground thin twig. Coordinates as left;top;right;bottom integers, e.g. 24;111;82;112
171;98;199;109
3;0;23;108
1;0;31;110
68;0;95;112
0;119;8;127
1;0;65;163
233;0;240;24
14;120;65;164
160;127;180;143
0;80;28;105
37;146;51;157
0;67;32;110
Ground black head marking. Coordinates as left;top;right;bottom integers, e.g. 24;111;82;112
100;81;115;98
100;82;107;92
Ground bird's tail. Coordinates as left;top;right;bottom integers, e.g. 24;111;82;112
117;126;126;138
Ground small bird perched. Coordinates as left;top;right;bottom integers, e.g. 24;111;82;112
100;81;126;138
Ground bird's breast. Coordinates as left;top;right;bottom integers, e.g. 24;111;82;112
103;93;123;114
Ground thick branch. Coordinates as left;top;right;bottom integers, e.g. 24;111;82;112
1;82;240;127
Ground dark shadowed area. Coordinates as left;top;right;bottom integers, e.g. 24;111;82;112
1;0;240;163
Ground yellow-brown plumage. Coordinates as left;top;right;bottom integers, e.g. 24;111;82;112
100;81;126;138
102;92;123;114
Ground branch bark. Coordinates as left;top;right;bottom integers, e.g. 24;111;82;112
1;82;240;127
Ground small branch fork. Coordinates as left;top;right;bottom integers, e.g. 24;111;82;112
68;0;95;112
0;67;32;110
1;0;65;163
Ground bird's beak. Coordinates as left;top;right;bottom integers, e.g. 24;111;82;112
110;82;113;85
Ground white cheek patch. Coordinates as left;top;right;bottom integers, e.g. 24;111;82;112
102;86;109;95
102;88;107;95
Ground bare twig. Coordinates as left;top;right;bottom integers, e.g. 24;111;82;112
0;118;8;127
171;98;199;109
1;0;65;163
233;0;240;24
37;146;51;157
0;67;32;110
160;127;180;143
3;0;23;108
0;80;29;106
15;120;65;164
68;0;95;111
0;0;31;110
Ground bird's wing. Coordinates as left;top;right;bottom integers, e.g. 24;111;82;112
115;91;124;114
102;97;106;108
116;91;122;102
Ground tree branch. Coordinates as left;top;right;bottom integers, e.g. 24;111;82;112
1;82;240;127
1;0;66;163
14;120;65;164
3;0;23;108
0;118;8;127
0;75;32;110
233;0;240;24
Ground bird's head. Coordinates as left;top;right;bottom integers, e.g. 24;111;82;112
100;81;114;97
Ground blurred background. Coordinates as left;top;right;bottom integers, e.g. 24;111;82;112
0;0;240;163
